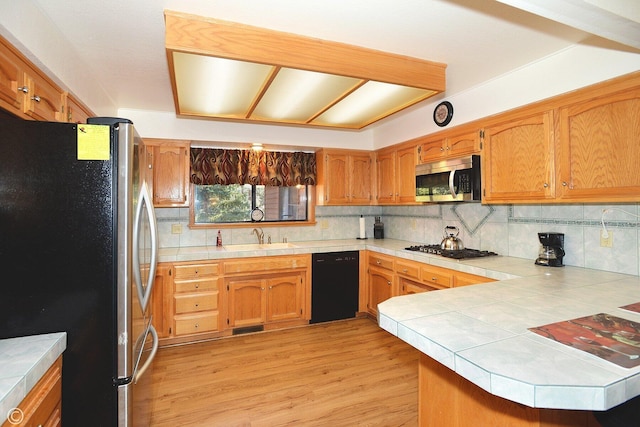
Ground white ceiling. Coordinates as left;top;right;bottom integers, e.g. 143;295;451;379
29;0;640;129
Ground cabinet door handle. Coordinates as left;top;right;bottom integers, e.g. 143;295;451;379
387;281;391;286
431;277;438;281
543;183;548;188
17;86;28;93
562;182;568;186
194;303;199;307
194;323;199;328
402;269;408;273
31;95;41;102
376;260;381;265
195;284;199;289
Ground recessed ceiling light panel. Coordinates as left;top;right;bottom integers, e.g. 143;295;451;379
252;68;362;123
173;52;273;116
314;81;436;127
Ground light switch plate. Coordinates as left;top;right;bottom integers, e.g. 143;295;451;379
171;224;182;234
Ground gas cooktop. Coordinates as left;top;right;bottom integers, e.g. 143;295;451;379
405;245;498;260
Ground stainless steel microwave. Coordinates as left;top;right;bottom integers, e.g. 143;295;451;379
415;155;481;202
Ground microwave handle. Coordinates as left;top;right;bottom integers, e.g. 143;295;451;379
449;170;458;199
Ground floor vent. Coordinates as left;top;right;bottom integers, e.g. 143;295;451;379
232;325;264;335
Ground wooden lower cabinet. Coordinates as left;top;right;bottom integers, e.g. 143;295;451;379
154;255;311;344
419;354;601;427
225;254;310;330
227;273;305;328
2;357;62;427
367;265;394;316
367;251;495;315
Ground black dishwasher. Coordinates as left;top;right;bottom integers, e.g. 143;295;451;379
311;251;359;324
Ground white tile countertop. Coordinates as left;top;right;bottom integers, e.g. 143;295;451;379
378;261;640;411
0;333;66;422
160;238;640;411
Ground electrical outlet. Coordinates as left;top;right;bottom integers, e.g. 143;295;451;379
171;224;182;234
411;219;417;229
320;220;329;229
600;229;613;248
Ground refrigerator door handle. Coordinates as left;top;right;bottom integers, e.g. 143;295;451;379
133;182;158;312
134;325;158;384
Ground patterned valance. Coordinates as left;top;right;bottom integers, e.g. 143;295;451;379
190;148;316;186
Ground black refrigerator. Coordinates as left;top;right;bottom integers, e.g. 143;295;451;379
0;116;158;426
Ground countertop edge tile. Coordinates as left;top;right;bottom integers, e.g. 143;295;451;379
0;332;66;422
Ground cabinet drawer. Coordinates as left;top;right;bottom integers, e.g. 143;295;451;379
174;312;219;335
224;255;308;274
455;272;495;287
395;260;420;280
402;279;442;294
421;266;453;289
368;254;394;271
174;291;218;314
174;263;220;279
174;277;219;293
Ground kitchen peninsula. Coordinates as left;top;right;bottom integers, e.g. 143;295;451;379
376;249;640;426
158;238;640;425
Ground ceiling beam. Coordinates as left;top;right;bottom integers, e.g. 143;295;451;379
496;0;640;50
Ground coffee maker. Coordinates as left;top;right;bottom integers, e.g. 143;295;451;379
535;232;565;267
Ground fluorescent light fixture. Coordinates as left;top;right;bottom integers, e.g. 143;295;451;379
166;11;446;129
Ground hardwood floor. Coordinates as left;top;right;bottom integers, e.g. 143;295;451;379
149;317;419;426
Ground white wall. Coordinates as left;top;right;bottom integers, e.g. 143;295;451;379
372;43;640;149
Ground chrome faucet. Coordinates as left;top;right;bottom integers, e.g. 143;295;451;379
251;228;264;244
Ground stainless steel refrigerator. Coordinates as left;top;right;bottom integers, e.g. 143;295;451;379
0;116;158;426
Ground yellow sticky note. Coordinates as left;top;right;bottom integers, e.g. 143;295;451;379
77;124;110;160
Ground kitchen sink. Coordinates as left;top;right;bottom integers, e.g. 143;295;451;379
223;242;298;251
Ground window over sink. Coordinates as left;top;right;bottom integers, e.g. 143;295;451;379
191;184;309;225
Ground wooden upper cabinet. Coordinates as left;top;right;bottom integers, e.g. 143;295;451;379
0;38;65;122
375;149;396;204
350;154;373;204
316;149;372;205
375;145;418;205
62;92;93;123
0;41;24;114
482;111;555;203
556;87;640;202
324;152;349;204
417;129;480;164
447;130;481;158
22;71;64;122
396;145;417;204
144;139;190;207
416;136;445;163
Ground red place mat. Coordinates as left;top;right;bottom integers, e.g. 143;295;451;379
619;302;640;314
529;313;640;368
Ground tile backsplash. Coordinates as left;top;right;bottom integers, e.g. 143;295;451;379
156;203;640;276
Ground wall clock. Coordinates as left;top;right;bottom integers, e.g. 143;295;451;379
433;101;453;127
250;207;264;222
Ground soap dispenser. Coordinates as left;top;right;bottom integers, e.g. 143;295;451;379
216;230;222;246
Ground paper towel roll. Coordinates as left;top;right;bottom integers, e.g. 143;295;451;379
359;215;366;239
